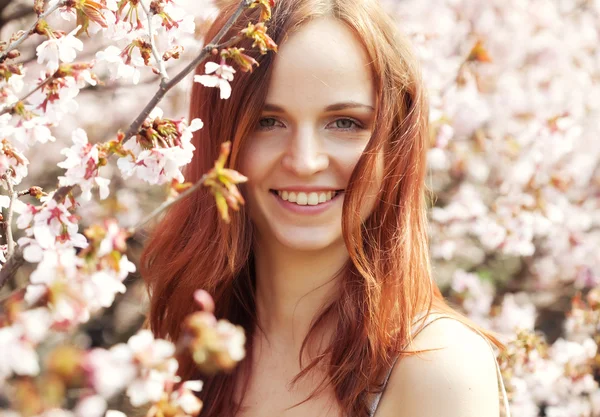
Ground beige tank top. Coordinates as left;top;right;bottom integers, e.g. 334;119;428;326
368;312;511;417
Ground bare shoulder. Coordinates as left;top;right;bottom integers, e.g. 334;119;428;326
375;317;500;417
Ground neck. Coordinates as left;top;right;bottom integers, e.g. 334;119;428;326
252;235;349;352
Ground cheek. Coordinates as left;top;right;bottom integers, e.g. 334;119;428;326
237;139;272;186
335;141;372;178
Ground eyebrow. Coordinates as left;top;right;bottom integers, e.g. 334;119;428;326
262;102;375;113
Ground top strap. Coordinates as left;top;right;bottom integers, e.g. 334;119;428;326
469;326;512;417
368;311;438;416
368;312;511;417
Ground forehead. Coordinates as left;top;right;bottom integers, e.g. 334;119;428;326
264;17;375;110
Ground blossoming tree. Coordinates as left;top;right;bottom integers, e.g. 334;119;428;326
0;0;599;416
0;0;276;415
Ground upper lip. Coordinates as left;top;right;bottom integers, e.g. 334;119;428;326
270;186;343;192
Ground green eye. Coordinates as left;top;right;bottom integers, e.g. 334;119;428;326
333;118;362;130
257;117;280;131
259;118;276;127
335;119;357;129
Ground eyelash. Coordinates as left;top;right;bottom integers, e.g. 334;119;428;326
256;117;364;132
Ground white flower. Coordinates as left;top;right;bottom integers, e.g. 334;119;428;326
29;76;81;123
450;269;494;317
116;119;197;185
74;395;107;417
126;369;167;406
118;330;180;407
127;330;176;364
171;380;203;415
36;26;84;72
86;346;137;399
0;310;52;380
194;62;236;99
96;45;142;84
85;271;127;308
28;246;81;284
1;112;56;149
0;138;29;185
57;128;110;201
104;0;118;11
216;320;246;362
105;412;126;417
492;292;537;334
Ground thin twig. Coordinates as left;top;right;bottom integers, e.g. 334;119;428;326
0;1;66;62
0;72;55;116
139;0;169;81
5;180;15;257
131;173;209;232
0;241;22;291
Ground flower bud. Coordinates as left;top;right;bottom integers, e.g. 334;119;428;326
194;289;215;313
6;50;20;60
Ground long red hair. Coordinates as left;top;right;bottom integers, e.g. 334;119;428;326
141;0;505;416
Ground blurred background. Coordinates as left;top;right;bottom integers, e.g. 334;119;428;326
0;0;599;415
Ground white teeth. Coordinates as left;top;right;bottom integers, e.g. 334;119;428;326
297;192;308;205
276;190;338;205
306;192;318;205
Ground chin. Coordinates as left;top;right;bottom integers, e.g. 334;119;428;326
271;224;342;252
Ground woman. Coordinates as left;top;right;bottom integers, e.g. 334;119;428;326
141;0;512;416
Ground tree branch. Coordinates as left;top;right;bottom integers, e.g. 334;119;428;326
0;1;66;63
131;173;209;233
0;0;254;285
0;71;55;116
139;0;169;82
121;0;251;141
5;180;15;257
53;0;251;202
0;245;23;291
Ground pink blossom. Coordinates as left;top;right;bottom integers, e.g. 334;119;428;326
86;345;137;399
123;330;179;406
57;128;111;201
117;113;201;185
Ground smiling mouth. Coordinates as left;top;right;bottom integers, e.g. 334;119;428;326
269;189;345;206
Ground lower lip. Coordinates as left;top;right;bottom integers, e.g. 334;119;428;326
270;191;343;215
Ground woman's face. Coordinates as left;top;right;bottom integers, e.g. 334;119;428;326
239;17;381;252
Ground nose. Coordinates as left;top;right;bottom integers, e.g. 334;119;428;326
281;126;329;177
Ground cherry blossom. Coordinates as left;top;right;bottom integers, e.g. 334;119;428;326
36;26;84;72
86;345;137;400
122;330;178;406
117;109;202;185
57;128;111;201
0;113;56;150
96;45;143;85
194;61;236;99
450;269;494;321
0;308;51;381
73;395;107;417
